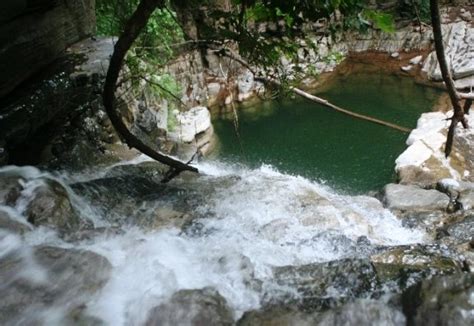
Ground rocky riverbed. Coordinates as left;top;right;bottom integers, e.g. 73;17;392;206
0;156;472;325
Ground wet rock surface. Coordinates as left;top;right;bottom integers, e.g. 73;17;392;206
370;244;463;291
25;180;80;233
382;184;450;212
0;175;22;206
317;299;405;326
237;306;320;326
402;273;474;326
0;245;111;325
268;259;378;310
145;288;234;326
0;209;31;234
71;174;200;229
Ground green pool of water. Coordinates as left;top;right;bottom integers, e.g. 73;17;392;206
210;71;441;194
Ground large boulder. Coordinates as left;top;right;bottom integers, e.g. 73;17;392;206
402;273;474;326
0;245;111;325
25;179;80;233
145;288;234;326
71;175;199;230
382;184;450;212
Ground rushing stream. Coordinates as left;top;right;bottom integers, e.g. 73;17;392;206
212;71;441;194
0;158;426;324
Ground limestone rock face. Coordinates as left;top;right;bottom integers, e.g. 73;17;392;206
169;106;212;143
422;21;474;90
382;184;450;212
395;111;474;187
0;0;96;98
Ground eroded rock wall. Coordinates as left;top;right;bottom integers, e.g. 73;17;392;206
0;0;96;98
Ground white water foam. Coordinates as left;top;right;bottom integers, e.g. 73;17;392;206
0;161;426;324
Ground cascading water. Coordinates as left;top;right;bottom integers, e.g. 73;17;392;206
0;157;426;325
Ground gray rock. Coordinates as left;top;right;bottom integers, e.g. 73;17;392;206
371;244;463;291
0;175;22;206
207;82;221;97
237;69;255;101
317;299;405;326
445;215;474;243
423;21;474;86
391;52;400;58
382;184;450;211
398;165;440;188
145;288;234;326
71;176;200;229
0;209;31;234
268;259;378;310
0;246;111;325
409;55;423;65
460;11;472;22
458;189;474;210
238;306;319;326
399;210;452;236
25;179;80;232
402;273;474;326
105;161;168;180
401;65;413;72
168;106;212;143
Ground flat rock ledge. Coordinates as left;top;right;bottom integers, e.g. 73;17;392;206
382;184;450;212
395;111;474;188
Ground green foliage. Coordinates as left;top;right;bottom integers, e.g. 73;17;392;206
363;9;395;33
97;0;185;113
96;0;184;65
398;0;431;23
149;73;182;99
323;51;345;65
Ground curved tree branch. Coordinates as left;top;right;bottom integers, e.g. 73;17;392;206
103;0;198;180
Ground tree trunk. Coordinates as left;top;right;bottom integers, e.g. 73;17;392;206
103;0;198;180
430;0;468;157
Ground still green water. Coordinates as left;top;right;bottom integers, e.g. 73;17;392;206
211;71;441;194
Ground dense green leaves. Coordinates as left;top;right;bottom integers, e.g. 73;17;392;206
96;0;184;64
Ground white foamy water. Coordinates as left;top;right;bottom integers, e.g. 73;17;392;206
0;161;426;324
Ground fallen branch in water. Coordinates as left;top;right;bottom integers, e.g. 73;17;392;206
102;0;198;182
218;48;411;133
